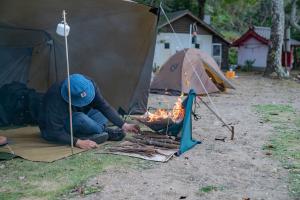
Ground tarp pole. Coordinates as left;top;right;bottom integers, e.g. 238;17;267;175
63;10;74;154
189;24;192;49
198;97;235;140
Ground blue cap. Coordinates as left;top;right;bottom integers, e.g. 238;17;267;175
61;74;95;107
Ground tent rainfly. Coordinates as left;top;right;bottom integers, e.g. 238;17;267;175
150;48;235;95
0;0;158;114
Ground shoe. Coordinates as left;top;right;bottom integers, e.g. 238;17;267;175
105;127;126;141
81;133;109;144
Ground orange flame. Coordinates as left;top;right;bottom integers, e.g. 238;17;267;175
172;97;185;122
146;97;185;123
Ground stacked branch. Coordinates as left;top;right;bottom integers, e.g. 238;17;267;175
127;135;179;149
107;132;180;157
108;141;165;157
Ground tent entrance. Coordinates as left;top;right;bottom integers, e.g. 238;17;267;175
204;69;225;92
0;26;57;92
0;47;33;87
0;26;56;126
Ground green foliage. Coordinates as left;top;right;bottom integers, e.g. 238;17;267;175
242;59;256;72
254;104;300;198
207;0;272;34
136;0;198;13
229;48;238;65
137;0;276;40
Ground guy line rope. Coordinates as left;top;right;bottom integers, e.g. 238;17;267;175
159;5;234;135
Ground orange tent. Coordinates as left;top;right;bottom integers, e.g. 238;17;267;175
151;48;235;95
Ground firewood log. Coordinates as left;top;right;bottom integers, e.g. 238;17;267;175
127;138;179;149
133;135;180;145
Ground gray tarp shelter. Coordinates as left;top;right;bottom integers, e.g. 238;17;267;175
0;0;158;113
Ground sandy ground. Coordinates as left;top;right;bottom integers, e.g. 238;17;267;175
74;73;300;200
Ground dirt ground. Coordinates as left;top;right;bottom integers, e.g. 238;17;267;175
74;73;300;200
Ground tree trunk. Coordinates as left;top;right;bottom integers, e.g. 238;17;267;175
197;0;206;20
264;0;289;78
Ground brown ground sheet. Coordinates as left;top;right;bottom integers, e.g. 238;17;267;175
0;127;85;162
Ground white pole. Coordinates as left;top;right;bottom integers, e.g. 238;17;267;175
189;24;192;48
63;10;74;155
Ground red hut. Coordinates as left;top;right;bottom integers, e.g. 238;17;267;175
232;26;300;70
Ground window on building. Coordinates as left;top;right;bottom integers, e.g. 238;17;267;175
164;43;170;49
212;44;222;57
195;43;200;49
212;44;222;67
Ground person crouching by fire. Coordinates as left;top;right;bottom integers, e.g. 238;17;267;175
38;74;140;149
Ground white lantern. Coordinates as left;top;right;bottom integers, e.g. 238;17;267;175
56;21;70;37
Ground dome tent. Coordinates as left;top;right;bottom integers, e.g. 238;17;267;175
150;48;235;95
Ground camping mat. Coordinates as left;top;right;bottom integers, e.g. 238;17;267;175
98;147;177;163
0;127;85;162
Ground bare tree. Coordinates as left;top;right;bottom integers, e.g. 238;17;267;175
264;0;289;78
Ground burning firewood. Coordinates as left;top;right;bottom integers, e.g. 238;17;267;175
136;97;185;124
133;98;184;133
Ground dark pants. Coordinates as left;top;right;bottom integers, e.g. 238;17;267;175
66;109;108;138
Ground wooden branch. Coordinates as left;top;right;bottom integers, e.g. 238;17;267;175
108;147;157;157
133;135;180;145
126;138;179;149
139;131;171;139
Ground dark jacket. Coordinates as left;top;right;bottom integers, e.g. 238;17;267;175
38;79;124;145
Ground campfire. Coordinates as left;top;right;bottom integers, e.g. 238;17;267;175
134;97;185;132
146;97;185;123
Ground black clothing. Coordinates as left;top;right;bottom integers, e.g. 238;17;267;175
38;79;124;145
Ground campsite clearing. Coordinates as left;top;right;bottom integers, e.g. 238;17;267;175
75;72;300;200
1;73;300;200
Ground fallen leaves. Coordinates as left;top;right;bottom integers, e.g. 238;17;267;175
71;185;103;197
265;152;272;156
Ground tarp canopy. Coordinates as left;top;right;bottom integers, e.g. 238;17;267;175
0;0;158;113
150;48;235;95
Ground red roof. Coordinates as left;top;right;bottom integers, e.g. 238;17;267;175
232;27;269;47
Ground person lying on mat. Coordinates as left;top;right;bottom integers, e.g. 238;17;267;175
38;74;140;150
0;136;7;146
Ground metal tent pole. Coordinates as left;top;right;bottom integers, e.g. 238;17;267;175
198;97;235;140
63;10;74;154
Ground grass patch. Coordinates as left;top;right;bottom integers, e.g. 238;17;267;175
0;150;148;200
254;104;300;198
199;185;219;193
254;104;295;123
197;185;224;196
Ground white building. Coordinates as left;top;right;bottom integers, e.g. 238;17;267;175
232;26;300;70
153;10;230;70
